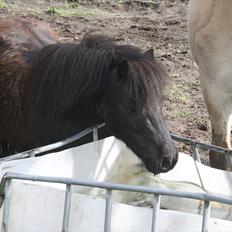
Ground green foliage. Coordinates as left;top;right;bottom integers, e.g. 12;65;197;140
47;3;95;18
175;111;192;118
169;84;189;104
0;0;7;9
170;83;183;93
47;6;65;15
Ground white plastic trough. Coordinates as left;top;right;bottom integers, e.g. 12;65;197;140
0;137;232;231
0;181;231;232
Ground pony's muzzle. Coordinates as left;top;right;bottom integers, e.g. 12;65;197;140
160;156;172;172
159;152;178;173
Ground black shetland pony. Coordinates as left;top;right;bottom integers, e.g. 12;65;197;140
0;18;178;175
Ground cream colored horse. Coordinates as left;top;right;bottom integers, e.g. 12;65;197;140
188;0;232;170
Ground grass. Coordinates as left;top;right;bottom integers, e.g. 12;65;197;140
169;84;189;104
170;83;184;93
0;0;7;9
175;111;192;118
47;7;64;15
46;1;96;18
174;95;189;104
46;4;96;18
47;0;78;16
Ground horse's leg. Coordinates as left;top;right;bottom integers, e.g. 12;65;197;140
210;110;232;170
188;0;232;170
200;74;232;170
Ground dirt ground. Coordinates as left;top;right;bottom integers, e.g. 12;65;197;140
0;0;211;155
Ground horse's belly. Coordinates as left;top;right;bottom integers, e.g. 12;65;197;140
188;0;232;82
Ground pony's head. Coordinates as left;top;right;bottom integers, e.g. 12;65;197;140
84;35;178;175
29;34;178;175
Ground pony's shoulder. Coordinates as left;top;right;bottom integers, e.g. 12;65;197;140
0;17;58;49
0;17;58;65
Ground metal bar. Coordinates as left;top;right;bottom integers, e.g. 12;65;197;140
2;173;232;206
0;178;7;199
29;151;35;158
93;127;98;142
1;123;231;163
190;143;201;163
225;152;232;171
104;189;112;232
171;133;232;156
151;194;160;232
62;184;72;232
194;160;206;191
0;124;105;162
1;179;12;232
201;201;211;232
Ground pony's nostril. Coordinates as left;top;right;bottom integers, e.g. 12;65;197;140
160;156;171;171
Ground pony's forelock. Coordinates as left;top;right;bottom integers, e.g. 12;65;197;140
127;58;167;109
82;34;167;107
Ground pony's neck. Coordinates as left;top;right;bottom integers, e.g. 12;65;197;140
67;95;104;129
35;93;104;146
24;42;111;146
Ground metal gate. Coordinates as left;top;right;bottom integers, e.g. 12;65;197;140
0;124;232;232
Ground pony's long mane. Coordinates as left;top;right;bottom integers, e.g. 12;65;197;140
28;34;167;116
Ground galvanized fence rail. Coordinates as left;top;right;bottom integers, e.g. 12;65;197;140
1;172;232;232
171;133;232;169
1;124;232;165
0;124;105;163
0;125;232;232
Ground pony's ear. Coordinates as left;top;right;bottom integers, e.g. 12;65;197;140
144;49;154;59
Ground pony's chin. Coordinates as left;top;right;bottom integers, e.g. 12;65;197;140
151;169;168;176
143;164;159;176
145;164;174;176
